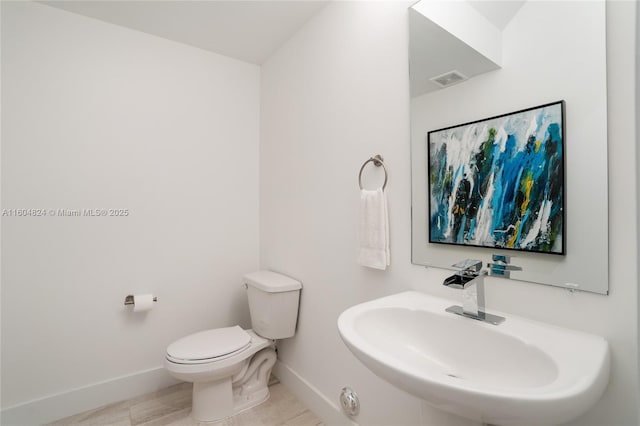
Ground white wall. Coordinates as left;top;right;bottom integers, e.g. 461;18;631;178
261;1;638;426
1;1;259;421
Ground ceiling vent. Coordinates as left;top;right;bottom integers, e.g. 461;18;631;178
430;70;468;87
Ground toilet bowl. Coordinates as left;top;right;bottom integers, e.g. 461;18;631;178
164;271;302;422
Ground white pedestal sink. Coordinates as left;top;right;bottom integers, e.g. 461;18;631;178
337;291;609;426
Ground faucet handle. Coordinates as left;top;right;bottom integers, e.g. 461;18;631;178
451;259;482;272
492;254;512;263
488;253;522;278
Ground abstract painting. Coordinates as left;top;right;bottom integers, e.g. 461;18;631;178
428;101;565;254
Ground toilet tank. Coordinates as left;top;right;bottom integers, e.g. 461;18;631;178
244;270;302;339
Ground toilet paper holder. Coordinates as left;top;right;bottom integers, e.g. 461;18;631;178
124;295;158;306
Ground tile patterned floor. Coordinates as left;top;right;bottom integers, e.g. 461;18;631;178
47;378;324;426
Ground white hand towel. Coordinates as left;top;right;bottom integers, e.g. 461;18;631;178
357;188;390;270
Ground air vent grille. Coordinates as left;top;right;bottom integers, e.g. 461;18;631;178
430;70;468;87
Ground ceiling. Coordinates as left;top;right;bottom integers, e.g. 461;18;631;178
468;0;526;30
40;0;525;68
40;1;329;65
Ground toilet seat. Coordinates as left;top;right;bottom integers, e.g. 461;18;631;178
166;325;252;364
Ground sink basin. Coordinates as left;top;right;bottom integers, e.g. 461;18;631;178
337;291;609;425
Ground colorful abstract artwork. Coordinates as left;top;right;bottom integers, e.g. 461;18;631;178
428;101;565;254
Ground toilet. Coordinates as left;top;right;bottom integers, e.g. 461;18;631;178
164;270;302;422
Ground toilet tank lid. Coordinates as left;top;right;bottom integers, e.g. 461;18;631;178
244;270;302;292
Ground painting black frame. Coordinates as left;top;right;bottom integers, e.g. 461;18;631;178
427;101;566;255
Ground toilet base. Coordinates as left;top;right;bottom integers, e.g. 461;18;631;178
192;379;233;422
191;347;277;422
233;386;270;415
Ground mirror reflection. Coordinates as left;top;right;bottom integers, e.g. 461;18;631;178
409;0;609;294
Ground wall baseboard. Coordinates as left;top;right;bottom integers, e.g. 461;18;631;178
4;360;353;425
273;360;357;426
1;367;180;425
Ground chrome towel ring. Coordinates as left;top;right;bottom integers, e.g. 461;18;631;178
358;154;388;190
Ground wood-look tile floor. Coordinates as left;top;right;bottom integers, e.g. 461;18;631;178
48;378;324;426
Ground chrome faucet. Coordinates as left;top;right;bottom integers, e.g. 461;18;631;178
443;259;505;325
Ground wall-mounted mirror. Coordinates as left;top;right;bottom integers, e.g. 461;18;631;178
410;0;609;294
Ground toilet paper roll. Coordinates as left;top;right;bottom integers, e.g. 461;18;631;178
132;294;155;312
